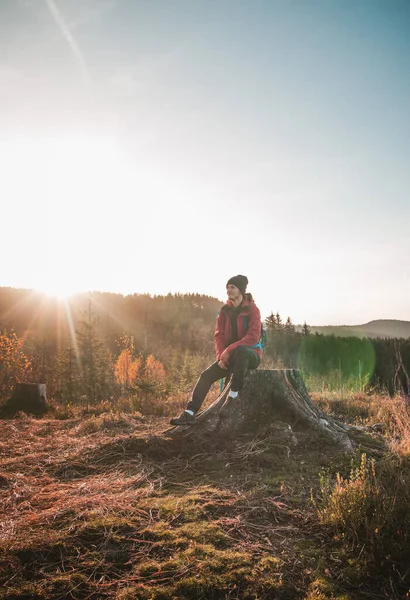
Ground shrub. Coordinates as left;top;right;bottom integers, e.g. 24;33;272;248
47;400;76;420
75;412;143;435
0;329;32;397
317;453;410;583
130;392;185;417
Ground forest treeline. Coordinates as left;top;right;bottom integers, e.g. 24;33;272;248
265;313;410;394
0;288;221;410
0;287;409;411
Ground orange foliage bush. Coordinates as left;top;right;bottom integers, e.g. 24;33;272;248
0;329;32;398
144;354;166;386
114;349;141;389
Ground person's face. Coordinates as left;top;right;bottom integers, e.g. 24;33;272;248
226;284;242;302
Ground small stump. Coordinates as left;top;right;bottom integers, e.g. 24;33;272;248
1;383;48;417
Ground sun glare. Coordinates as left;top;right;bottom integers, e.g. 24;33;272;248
35;282;80;300
2;133;132;299
2;132;161;299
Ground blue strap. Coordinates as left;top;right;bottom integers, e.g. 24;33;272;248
244;316;264;349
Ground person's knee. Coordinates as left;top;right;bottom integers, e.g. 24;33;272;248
232;346;249;365
234;345;248;356
234;346;250;360
233;346;259;368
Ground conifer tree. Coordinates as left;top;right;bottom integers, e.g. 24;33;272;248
56;342;81;406
285;316;295;333
265;312;278;333
76;296;113;409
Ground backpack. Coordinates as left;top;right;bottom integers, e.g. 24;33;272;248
243;317;267;351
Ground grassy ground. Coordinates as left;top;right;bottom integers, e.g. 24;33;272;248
1;394;409;599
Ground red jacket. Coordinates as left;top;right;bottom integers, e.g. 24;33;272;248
214;294;262;361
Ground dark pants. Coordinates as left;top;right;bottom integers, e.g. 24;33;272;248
186;345;261;414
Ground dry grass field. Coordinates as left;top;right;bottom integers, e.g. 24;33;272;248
1;392;409;599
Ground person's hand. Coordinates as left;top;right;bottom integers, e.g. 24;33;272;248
218;360;228;370
220;349;230;364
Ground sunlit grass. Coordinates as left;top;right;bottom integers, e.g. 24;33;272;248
311;390;410;455
2;388;410;599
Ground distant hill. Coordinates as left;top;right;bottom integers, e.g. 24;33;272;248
301;319;410;339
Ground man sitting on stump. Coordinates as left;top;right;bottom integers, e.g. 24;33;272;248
170;275;262;425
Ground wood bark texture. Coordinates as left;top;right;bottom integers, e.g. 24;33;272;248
165;369;355;452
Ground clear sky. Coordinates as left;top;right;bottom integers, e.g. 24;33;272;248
1;0;409;325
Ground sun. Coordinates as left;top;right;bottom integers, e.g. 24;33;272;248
35;280;82;300
3;132;140;301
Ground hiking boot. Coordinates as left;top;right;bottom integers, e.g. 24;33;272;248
170;411;195;426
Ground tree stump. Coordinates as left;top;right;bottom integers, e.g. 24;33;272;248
165;369;355;452
0;383;48;417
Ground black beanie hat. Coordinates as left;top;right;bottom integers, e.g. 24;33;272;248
226;274;248;297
